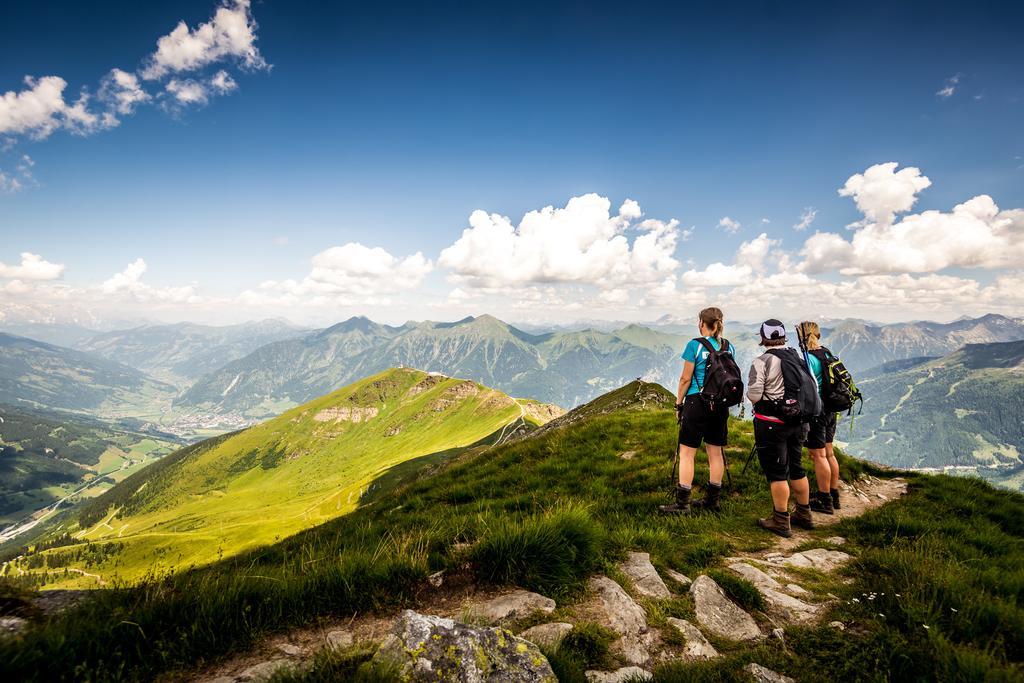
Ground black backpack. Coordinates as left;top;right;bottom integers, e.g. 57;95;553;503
810;347;863;415
695;338;744;410
765;347;822;424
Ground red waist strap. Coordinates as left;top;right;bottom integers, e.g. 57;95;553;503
754;413;784;424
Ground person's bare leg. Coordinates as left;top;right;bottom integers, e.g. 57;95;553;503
809;447;831;492
769;480;791;511
826;443;840;489
705;445;724;485
790;476;811;506
678;444;698;487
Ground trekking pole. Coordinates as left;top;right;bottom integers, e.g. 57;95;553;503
740;443;757;476
722;448;733;489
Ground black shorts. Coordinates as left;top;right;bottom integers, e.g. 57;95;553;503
805;413;838;449
754;418;807;483
677;394;729;449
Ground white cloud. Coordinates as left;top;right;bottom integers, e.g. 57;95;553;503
0;252;65;280
680;262;752;287
210;70;238;93
101;258;199;303
735;233;779;272
438;194;680;289
717;216;741;233
838;162;931;226
799;231;853;274
0;76;100;139
936;73;961;99
618;198;642;220
793;206;817;231
141;0;268;80
165;79;210;105
100;69;150;116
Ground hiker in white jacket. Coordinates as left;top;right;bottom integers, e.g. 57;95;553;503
746;319;813;538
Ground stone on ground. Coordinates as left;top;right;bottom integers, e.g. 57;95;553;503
372;610;556;682
618;552;671;599
689;575;761;642
663;568;692;589
588;575;652;665
783;548;852;572
326;629;354;649
744;662;796;683
0;616;27;636
727;563;819;624
666;618;718;660
471;589;556;624
585;666;653;682
825;536;847;545
236;659;298;682
518;622;574;647
275;642;305;657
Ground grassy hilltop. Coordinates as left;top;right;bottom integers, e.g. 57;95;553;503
1;380;1022;682
10;368;554;588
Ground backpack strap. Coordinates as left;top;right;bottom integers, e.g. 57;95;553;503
692;337;724;391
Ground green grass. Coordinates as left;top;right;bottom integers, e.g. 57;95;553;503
2;385;1022;682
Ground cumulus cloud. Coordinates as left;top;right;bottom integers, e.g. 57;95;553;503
0;252;65;280
165;78;210;105
99;69;150;116
679;233;779;287
246;243;433;308
210;70;237;93
804;165;1024;274
101;258;199;303
0;76;109;139
838;162;931;226
793;206;817;231
438;194;680;289
141;0;268;80
936;73;961;99
717;216;741;233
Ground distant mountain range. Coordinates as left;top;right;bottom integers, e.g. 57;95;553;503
0;332;177;419
74;319;307;387
844;340;1024;489
176;315;690;416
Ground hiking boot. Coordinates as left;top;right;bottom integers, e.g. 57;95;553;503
810;491;835;515
792;503;815;530
659;486;692;515
757;509;792;538
831;488;842;510
692;482;722;513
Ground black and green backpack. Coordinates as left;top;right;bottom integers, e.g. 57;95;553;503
810;347;863;415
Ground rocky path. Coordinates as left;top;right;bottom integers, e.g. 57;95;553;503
193;475;909;683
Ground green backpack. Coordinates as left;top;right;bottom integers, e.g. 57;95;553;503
810;347;863;415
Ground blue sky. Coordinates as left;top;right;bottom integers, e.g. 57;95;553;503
1;1;1022;326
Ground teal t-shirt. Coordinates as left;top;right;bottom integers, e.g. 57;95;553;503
807;351;823;393
680;336;725;396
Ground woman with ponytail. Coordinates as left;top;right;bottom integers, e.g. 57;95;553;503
659;307;734;515
798;321;842;513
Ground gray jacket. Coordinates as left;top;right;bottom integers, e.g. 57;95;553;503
747;350;786;405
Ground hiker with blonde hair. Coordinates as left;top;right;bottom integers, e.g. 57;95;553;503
660;307;743;515
799;321;842;512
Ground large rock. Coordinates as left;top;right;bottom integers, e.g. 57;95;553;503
518;622;574;647
727;563;819;624
0;616;27;637
326;629;354;649
783;548;851;572
585;667;653;682
618;552;671;599
371;610;556;682
744;663;796;683
663;569;692;589
588;576;651;665
471;589;556;625
666;618;718;660
688;575;761;642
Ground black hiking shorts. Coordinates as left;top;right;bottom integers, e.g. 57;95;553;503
805;412;838;450
678;394;729;449
754;418;806;483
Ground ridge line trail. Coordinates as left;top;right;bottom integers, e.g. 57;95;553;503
189;473;911;683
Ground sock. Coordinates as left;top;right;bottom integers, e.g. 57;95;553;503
774;508;790;515
830;488;839;495
678;484;691;491
707;481;722;489
796;503;810;511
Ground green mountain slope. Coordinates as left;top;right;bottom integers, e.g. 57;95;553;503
75;319;306;388
845;340;1024;484
23;368;559;585
0;406;178;529
178;315;690;416
0;333;177;419
5;379;1022;683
